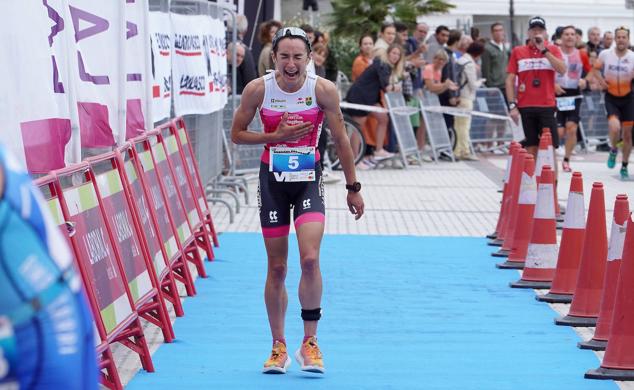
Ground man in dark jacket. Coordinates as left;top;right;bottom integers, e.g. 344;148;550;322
481;22;510;100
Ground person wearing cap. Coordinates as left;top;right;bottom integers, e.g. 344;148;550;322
506;16;566;164
232;26;364;375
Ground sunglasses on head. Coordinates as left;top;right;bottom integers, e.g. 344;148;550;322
272;27;312;52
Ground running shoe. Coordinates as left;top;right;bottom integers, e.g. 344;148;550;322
607;149;617;169
373;149;395;161
562;160;571;173
263;341;291;374
295;336;325;374
620;165;629;180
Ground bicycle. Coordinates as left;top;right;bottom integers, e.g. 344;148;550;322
323;113;366;170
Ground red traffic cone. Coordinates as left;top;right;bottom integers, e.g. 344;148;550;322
510;165;558;288
535;128;563;223
502;155;536;268
556;182;608;327
493;149;528;259
586;213;634;380
579;196;630;351
537;172;585;303
488;142;521;245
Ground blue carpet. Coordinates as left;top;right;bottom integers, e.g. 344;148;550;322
127;233;615;389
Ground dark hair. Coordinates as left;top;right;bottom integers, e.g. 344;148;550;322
394;21;408;33
258;20;282;45
381;22;395;33
312;43;329;57
490;22;504;32
447;29;462;46
435;25;449;35
466;41;485;57
470;27;480;40
561;25;576;35
575;28;583;37
358;33;374;47
299;24;314;34
271;27;312;53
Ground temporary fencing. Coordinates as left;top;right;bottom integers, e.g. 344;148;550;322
384;92;423;167
418;91;456;162
222;95;265;175
578;91;610;148
470;88;516;146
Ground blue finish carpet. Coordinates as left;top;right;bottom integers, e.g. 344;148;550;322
127;233;615;389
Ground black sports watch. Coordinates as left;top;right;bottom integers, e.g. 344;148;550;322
346;182;361;193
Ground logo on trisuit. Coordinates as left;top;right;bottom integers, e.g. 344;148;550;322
302;199;311;209
269;211;278;223
305;96;312;106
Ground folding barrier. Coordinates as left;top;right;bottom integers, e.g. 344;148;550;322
86;152;175;343
129;135;199;296
36;174;123;390
45;164;155;388
172;117;220;247
222;94;264;175
469;88;514;145
384;92;423;167
419;91;456;162
579;91;609;146
118;144;185;317
150;128;211;276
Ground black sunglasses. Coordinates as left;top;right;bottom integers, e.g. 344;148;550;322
272;27;312;52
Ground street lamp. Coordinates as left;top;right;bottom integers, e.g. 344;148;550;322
509;0;515;47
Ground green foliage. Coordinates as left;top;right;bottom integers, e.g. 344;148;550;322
329;0;455;40
329;35;360;79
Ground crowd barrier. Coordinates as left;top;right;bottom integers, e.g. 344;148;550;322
34;119;217;389
222;95;264;175
485;135;634;382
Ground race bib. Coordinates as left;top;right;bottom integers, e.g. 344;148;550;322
0;317;17;385
556;97;576;111
269;146;316;182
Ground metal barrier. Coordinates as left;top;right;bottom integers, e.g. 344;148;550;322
419;91;456;162
384;92;422;167
223;95;264;175
470;88;514;146
579;90;609;148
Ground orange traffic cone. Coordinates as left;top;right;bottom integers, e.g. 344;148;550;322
537;172;585;303
493;149;528;259
535;129;554;184
579;196;630;350
488;142;521;245
586;214;634;380
556;182;608;327
499;154;536;269
510;165;559;288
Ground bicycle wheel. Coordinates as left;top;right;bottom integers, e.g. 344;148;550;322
325;115;366;170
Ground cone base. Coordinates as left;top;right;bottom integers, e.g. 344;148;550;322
496;261;524;269
486;232;498;240
535;292;573;303
578;338;607;351
510;279;552;289
555;314;597;327
491;249;510;257
487;239;503;247
585;367;634;381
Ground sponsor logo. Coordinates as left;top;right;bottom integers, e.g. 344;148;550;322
269;210;278;223
271;98;286;103
305;97;313;106
302;199;311;209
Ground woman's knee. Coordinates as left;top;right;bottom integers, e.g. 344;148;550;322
300;253;320;274
267;261;287;282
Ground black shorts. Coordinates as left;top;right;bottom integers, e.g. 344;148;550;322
303;0;318;11
605;93;634;125
556;89;582;127
519;106;559;148
258;162;325;238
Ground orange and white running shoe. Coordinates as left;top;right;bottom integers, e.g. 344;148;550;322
295;336;325;374
263;341;291;374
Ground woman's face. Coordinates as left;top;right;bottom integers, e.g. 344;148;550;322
388;47;401;65
313;50;326;66
269;26;279;41
360;36;374;56
433;57;446;69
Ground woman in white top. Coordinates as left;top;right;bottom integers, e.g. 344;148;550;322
454;41;485;160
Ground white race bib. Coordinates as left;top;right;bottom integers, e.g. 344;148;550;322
556;97;576;111
269;146;316;182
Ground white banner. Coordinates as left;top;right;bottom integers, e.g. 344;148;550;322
65;0;125;147
0;1;75;173
125;0;151;139
148;11;172;122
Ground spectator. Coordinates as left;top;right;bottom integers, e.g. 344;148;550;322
257;19;282;76
311;43;328;78
575;27;586;49
227;42;255;94
405;23;429;94
300;23;315;44
313;30;326;46
394;21;409;45
424;25;450;63
352;34;375;81
602;31;614;50
423;49;458;95
587;26;602;55
345;43;405;164
456;34;473;58
439;29;463;130
454;42;486;160
481;22;510;99
506;16;566;167
373;22;397;57
227;14;258;87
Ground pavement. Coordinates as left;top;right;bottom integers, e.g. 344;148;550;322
113;147;634;389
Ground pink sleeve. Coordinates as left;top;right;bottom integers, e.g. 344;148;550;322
423;65;434;80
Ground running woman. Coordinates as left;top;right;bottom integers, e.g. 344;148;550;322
231;27;364;374
590;26;634;179
555;26;591;172
0;146;98;389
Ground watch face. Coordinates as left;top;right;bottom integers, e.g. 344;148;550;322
353;182;361;192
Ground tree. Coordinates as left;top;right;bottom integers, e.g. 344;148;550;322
329;0;455;40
